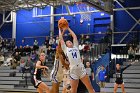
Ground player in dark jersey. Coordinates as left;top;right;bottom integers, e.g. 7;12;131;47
31;52;50;93
114;61;136;93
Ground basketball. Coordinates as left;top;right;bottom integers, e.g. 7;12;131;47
58;18;69;30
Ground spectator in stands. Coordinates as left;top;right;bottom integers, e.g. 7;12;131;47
2;55;12;66
85;62;94;87
80;34;85;44
98;65;107;88
114;62;136;93
55;36;59;45
5;39;10;50
44;36;49;48
30;50;38;62
46;45;54;61
19;59;26;73
0;53;4;66
33;39;39;51
25;57;34;74
134;47;140;61
10;38;15;51
40;47;46;54
24;45;32;55
128;46;134;61
85;35;90;44
1;39;6;52
0;38;2;51
79;43;85;56
21;39;25;48
52;42;57;49
49;36;55;46
19;46;24;56
14;46;19;52
13;52;21;66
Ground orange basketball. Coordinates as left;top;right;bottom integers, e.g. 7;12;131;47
58;18;69;30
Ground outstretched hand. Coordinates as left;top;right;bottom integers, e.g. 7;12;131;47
42;68;49;77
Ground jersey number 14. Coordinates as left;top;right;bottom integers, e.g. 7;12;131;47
72;52;77;58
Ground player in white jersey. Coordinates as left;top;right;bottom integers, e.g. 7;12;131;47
50;42;69;93
59;27;95;93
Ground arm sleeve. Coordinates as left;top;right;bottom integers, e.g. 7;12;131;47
73;40;79;48
122;64;131;71
61;43;67;54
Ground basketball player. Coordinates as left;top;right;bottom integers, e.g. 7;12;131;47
59;27;95;93
114;61;136;93
62;68;71;93
31;52;50;93
50;42;69;93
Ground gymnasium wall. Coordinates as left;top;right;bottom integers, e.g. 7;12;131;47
0;4;110;46
114;0;140;44
16;7;51;46
54;4;110;43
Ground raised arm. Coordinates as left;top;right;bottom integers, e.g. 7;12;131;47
59;29;65;46
122;61;136;71
68;28;78;43
59;29;67;53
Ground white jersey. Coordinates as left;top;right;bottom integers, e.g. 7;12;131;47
62;41;82;68
50;58;64;83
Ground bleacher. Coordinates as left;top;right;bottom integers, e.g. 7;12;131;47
0;60;64;93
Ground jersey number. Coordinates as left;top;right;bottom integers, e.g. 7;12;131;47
72;52;77;58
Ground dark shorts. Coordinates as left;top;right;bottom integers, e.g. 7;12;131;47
115;80;123;84
31;75;42;88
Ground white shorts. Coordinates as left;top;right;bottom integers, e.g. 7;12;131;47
69;63;86;80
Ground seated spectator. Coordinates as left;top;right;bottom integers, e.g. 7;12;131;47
128;46;134;61
1;39;6;51
0;38;2;51
98;65;107;88
134;47;140;61
79;43;85;55
2;55;12;66
46;45;54;61
19;46;24;56
80;34;85;44
83;43;90;54
21;39;25;48
0;53;4;66
5;39;10;50
44;36;49;48
19;59;26;73
30;51;38;62
55;36;59;45
49;36;55;46
25;57;34;74
13;52;21;66
10;38;15;51
33;40;39;51
85;62;94;87
52;42;57;49
24;45;32;55
85;35;90;44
